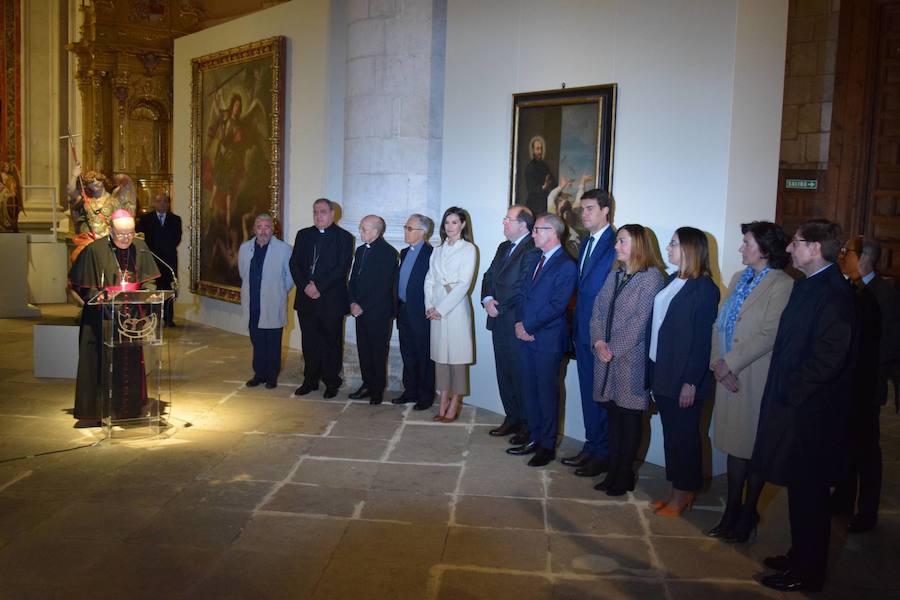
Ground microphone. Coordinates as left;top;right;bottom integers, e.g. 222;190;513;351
140;248;178;291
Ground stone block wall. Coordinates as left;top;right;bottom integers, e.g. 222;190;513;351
780;0;840;169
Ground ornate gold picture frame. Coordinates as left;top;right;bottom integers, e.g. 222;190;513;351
189;36;286;303
510;84;616;249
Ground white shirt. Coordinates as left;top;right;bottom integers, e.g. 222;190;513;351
649;277;687;362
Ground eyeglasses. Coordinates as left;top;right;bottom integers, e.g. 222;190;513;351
113;232;135;240
403;226;424;232
839;247;858;255
533;226;553;231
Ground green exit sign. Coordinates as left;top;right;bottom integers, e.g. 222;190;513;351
785;178;818;190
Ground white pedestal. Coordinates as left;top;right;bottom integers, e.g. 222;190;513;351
0;234;41;317
27;233;68;304
33;324;79;378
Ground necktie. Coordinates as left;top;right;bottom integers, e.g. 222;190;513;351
533;255;546;280
502;242;515;264
159;213;165;226
357;245;370;274
580;236;594;276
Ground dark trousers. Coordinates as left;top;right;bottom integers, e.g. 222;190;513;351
787;480;830;590
520;343;562;451
834;403;882;518
356;314;392;393
297;308;344;388
655;394;703;491
156;267;176;323
604;402;643;489
397;301;434;406
249;312;283;384
576;341;609;458
491;326;525;424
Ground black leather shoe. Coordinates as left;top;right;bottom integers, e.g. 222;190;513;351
391;394;416;405
758;571;819;593
265;381;277;389
489;419;518;437
509;430;531;445
349;386;371;400
323;386;340;399
369;394;383;405
561;451;590;467
528;448;556;467
506;441;538;456
848;513;877;533
762;555;791;572
412;402;432;411
74;419;102;428
574;458;609;477
246;377;264;387
594;475;613;491
294;383;319;396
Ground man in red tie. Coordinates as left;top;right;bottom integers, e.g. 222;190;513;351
507;214;577;467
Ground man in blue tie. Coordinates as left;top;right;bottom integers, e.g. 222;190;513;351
562;189;616;477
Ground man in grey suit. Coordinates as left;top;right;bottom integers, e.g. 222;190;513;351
481;206;536;440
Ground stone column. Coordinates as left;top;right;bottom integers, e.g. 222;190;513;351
342;0;446;243
339;0;447;390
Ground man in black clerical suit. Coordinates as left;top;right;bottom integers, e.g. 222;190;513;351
523;136;555;215
752;219;856;594
480;205;535;440
289;198;354;398
391;213;435;410
137;194;182;326
348;215;399;405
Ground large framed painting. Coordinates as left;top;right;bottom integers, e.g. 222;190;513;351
510;84;617;251
190;36;286;303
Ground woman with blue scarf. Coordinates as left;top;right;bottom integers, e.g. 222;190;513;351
708;221;792;542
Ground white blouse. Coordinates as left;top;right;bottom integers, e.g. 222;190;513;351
649;276;687;362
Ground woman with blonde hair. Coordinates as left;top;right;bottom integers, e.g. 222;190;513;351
590;224;665;495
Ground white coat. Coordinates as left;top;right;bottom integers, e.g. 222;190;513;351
238;236;295;329
424;238;477;364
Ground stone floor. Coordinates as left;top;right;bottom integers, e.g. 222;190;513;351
1;306;898;599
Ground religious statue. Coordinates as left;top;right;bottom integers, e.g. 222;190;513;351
0;162;23;233
67;164;137;261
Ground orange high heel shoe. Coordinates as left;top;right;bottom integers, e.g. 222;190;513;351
440;402;462;423
656;492;696;517
650;499;668;511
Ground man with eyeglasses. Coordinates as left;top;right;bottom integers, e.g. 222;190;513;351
68;209;160;428
752;219;856;593
480;205;536;441
391;214;436;410
508;214;577;467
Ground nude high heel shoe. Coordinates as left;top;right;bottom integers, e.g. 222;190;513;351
656;491;696;517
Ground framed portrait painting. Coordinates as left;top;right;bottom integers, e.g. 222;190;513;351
189;36;286;303
509;84;617;251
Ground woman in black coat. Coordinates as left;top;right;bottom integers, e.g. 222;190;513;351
648;227;720;516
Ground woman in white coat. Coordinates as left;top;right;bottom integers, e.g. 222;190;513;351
425;206;477;422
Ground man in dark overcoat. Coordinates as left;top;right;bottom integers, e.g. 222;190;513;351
480;205;535;440
752;219;856;593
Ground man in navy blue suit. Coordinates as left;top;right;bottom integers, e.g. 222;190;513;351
391;213;436;410
507;213;577;467
137;194;182;326
562;189;616;477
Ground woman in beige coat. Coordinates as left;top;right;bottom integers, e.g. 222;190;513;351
425;207;477;422
708;221;793;543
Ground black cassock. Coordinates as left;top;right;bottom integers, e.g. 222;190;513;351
68;237;160;420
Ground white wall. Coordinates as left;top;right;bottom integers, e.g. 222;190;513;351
441;0;787;466
172;0;345;345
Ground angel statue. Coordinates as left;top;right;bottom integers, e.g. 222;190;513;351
66;164;136;261
0;162;23;233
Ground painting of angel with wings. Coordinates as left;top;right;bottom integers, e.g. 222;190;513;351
190;37;285;303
